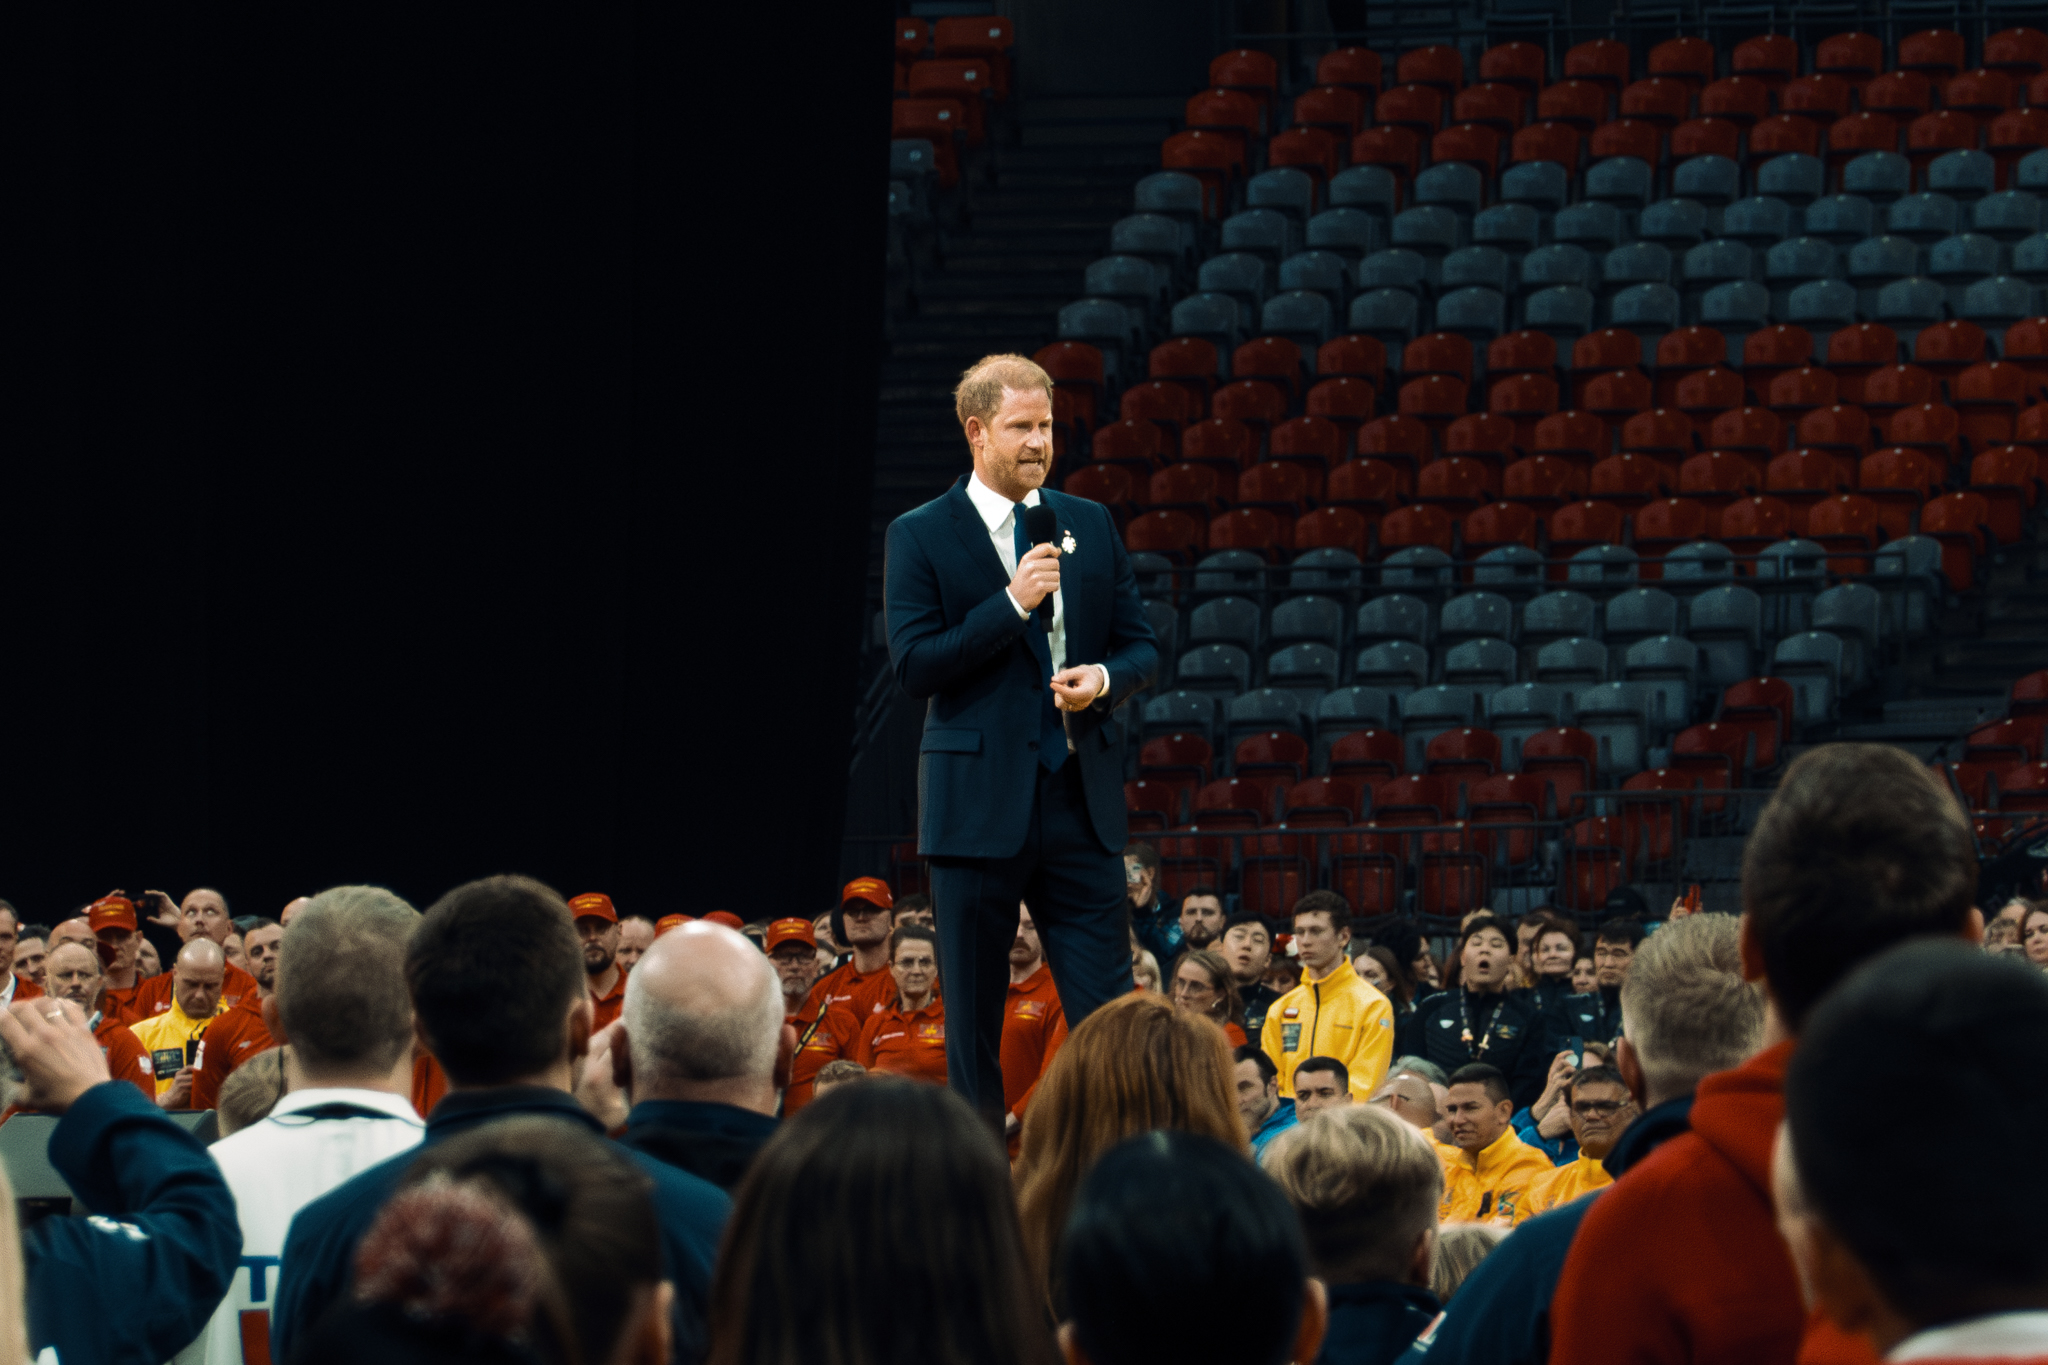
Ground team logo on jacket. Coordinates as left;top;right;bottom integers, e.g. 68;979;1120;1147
1282;1024;1301;1051
1282;1007;1299;1018
1497;1025;1519;1040
1439;1018;1454;1028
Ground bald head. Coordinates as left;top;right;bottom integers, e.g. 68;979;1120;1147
44;941;104;1011
49;918;95;954
280;896;313;927
623;922;784;1094
174;937;227;1018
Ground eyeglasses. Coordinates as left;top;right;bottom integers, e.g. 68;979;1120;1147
1171;978;1217;997
1572;1099;1629;1118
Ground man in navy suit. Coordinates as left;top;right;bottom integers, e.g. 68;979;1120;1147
885;353;1158;1128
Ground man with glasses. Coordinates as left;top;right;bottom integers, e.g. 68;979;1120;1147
783;878;901;1113
1513;1065;1638;1223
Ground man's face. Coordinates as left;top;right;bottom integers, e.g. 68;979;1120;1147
1179;896;1225;947
577;917;620;976
0;914;16;962
13;936;47;986
1234;1058;1278;1127
968;384;1055;502
49;919;95;954
1568;1079;1639;1158
1535;930;1576;978
180;890;231;945
1124;854;1156;908
174;956;226;1019
97;925;141;974
1293;911;1350;975
1219;921;1271;983
769;942;817;1006
224;932;247;972
1461;928;1513;988
1594;936;1635;988
1295;1067;1351;1115
1010;905;1043;968
43;944;103;1011
841;899;892;949
1444;1082;1513;1153
895;906;935;930
245;924;284;990
137;939;162;977
891;938;938;1001
616;919;655;972
1369;1073;1439;1130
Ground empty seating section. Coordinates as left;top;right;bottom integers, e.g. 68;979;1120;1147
1039;23;2048;920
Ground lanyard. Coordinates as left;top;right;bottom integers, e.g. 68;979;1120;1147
1458;991;1504;1059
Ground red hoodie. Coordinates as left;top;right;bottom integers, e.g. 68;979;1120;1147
1549;1040;1880;1365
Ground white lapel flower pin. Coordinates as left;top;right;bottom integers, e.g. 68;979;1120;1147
1061;529;1077;554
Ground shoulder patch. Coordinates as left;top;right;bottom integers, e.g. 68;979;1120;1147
1282;1007;1299;1019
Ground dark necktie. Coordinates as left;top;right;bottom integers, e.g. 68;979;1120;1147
1013;504;1068;773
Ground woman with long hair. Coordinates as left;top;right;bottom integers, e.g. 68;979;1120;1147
2023;902;2048;970
1168;948;1248;1045
1519;914;1582;1015
1013;991;1245;1308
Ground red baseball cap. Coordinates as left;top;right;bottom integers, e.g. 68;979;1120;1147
89;894;137;934
765;917;817;952
840;877;894;912
655;914;691;937
567;892;617;924
702;911;744;930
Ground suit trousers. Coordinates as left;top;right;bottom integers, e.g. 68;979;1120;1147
928;760;1130;1126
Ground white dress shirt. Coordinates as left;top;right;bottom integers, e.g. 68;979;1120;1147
1889;1311;2048;1361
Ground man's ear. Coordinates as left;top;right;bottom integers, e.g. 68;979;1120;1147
1294;1278;1329;1364
1739;911;1766;983
261;994;285;1045
1056;1322;1090;1365
565;996;594;1066
774;1022;797;1090
1408;1227;1437;1289
611;1022;633;1093
1962;905;1984;945
412;1014;436;1065
1614;1035;1646;1105
632;1281;673;1365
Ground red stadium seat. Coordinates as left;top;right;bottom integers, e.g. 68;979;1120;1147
1710;406;1787;458
1399;42;1465;94
1416;455;1493;518
1125;509;1205;561
1887;402;1964;465
1649;37;1714;94
1825;113;1902;179
1488;330;1559;379
1426;728;1503;779
1779;74;1854;127
1357;415;1433;493
1209;507;1287;559
891;98;965;187
1482;41;1547;96
1533;410;1612;468
1915;320;1989;388
1408;332;1476;385
1161;129;1244;218
1324;458;1404;517
1999;761;2048;812
1748;113;1821;164
1125;780;1184;831
1734;35;1800;91
1294;505;1372;559
1319;335;1389;390
932;16;1013;95
1460;500;1540;555
1671;117;1741;162
1633;497;1712;573
1510;120;1582;173
1036;341;1106;429
1679;450;1765;531
1622;407;1697;460
1966;716;2047;764
1352;127;1422;188
1944;69;2017;131
1378;504;1455;555
1971;444;2042;543
1064;464;1137;522
1673;721;1754;801
1656;325;1731;406
1917;490;1993;590
1547;500;1626;573
1806;493;1883;573
1180;419;1256;486
1767;366;1840;425
1270;126;1344;186
1212;379;1288;433
1399;374;1471;446
1589;452;1672;513
1150;336;1223;401
1907;111;1978;177
1796;404;1875;467
1619;82;1688;133
1377;84;1447;139
1235;731;1312;782
1565;39;1630;95
1140;733;1214;788
1522;727;1599;815
2014;670;2048;720
1900;29;1967;84
1862;71;1934;123
1210;48;1280;119
1195;776;1276;825
1538;81;1607;134
1329;728;1405;785
1091;418;1170;476
907;60;994;147
1984;28;2048;79
894;17;929;58
1955;361;2037;451
1828;324;1904;404
1233;335;1306;403
1816;32;1884;90
1720;677;1795;768
1294;85;1368;140
1678;366;1747;437
1269;415;1344;488
1317;48;1383;99
1431;123;1504;184
1445;411;1521;469
1701;76;1772;128
1148;463;1226;518
1308;376;1381;436
1860;363;1938;425
1988;107;2048;184
1186;86;1264;157
1235;462;1310;520
1491;372;1563;453
1574;327;1647;389
1469;772;1554;865
1285;775;1364;824
1504;454;1589;515
1720;495;1796;563
1858;446;1940;538
1121;379;1201;438
1457;82;1527;136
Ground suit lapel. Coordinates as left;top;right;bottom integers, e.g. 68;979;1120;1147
1040;489;1089;659
945;477;1012;593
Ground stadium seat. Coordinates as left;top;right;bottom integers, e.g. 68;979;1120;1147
1772;631;1846;724
1522;726;1600;814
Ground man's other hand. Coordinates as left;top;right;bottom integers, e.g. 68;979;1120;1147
1;997;113;1113
1050;666;1104;712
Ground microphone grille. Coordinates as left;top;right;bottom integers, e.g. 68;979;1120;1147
1021;503;1059;545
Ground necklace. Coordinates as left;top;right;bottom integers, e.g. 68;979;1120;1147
1458;989;1504;1058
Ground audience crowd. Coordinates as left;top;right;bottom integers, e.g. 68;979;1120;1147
1;742;2045;1364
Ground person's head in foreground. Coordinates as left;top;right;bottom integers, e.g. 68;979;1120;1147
1264;1105;1442;1290
1058;1130;1325;1365
1742;744;1982;1035
296;1117;666;1365
1431;1224;1506;1304
1014;991;1245;1301
811;1058;867;1097
1614;911;1764;1110
1442;1063;1513;1155
1776;940;2048;1360
709;1077;1056;1365
1294;1057;1351;1116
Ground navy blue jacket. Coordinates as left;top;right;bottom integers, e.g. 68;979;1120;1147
1318;1280;1442;1365
271;1087;730;1364
1410;1096;1695;1365
618;1098;777;1192
23;1080;242;1364
885;477;1156;858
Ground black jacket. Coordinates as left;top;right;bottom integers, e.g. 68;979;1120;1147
1406;988;1551;1108
1241;981;1283;1041
1553;986;1624;1047
618;1098;778;1192
1316;1280;1441;1365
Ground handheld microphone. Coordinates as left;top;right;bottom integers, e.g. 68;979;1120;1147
1021;503;1060;632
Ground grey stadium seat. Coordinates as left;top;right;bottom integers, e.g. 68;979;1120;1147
1842;151;1912;206
1805;194;1875;246
1443;637;1519;690
1144;689;1221;743
1682;583;1763;689
1356;592;1432;645
1279;251;1351;306
1270;595;1345;649
1177;643;1252;695
1622;635;1702;734
1353;640;1430;693
1571;681;1658;775
1189;596;1262;651
1307;207;1384;260
1772;631;1846;726
1248;167;1317;223
1440;590;1516;644
1640;197;1709;247
1756;154;1825;208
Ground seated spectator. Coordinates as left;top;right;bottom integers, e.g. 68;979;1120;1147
1778;941;2048;1363
1550;744;1982;1365
709;1078;1057;1365
1514;1065;1637;1222
1002;905;1066;1148
811;1058;867;1095
616;913;656;972
2024;901;2048;971
764;916;820;1017
1169;947;1247;1045
1132;948;1161;993
1355;945;1418;1036
1262;892;1395;1104
1014;991;1243;1304
1422;911;1763;1365
1232;1044;1297;1158
1123;840;1182;970
1406;916;1548;1107
612;919;790;1191
1552;917;1641;1045
295;1117;670;1365
784;878;898;1113
1436;1062;1551;1223
36;939;153;1097
1431;1225;1506;1304
1178;885;1225;950
1569;952;1596;993
1367;1069;1439;1134
1295;1056;1353;1116
1059;1130;1324;1365
0;996;240;1362
1521;914;1580;1015
270;875;729;1363
891;890;934;929
119;887;263;1021
1984;898;2029;955
1264;1105;1442;1365
1512;1039;1614;1165
1218;913;1282;1038
853;924;946;1084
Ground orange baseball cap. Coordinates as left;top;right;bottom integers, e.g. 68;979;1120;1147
88;894;138;934
568;892;617;924
655;914;691;937
702;911;744;930
840;877;894;912
765;917;817;952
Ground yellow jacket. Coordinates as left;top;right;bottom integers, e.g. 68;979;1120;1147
129;1000;226;1100
1260;956;1395;1102
1513;1149;1614;1225
1438;1127;1554;1225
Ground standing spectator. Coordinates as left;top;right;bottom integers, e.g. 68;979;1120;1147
1261;892;1395;1103
186;885;426;1365
242;917;282;1002
117;888;262;1021
223;929;247;974
613;920;789;1192
1777;941;2048;1363
1420;912;1763;1365
1058;1131;1325;1365
854;924;947;1084
47;916;94;954
709;1079;1058;1365
1406;915;1550;1107
763;916;820;1017
130;938;233;1107
2023;901;2048;970
1513;1065;1638;1223
1232;1044;1297;1159
12;925;49;991
1219;913;1282;1037
1552;917;1641;1044
36;940;154;1097
892;891;935;929
1263;1105;1441;1365
269;875;730;1365
1177;886;1225;950
1436;1062;1551;1222
1550;744;1982;1365
1521;913;1580;1017
1294;1057;1353;1116
1002;904;1066;1147
784;877;899;1113
1123;840;1182;970
617;913;657;972
1014;992;1243;1304
568;892;626;1029
1169;948;1247;1045
0;907;40;1005
1355;946;1417;1049
88;896;150;1019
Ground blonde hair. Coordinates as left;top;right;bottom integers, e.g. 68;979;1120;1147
0;1163;27;1365
1132;949;1161;992
1619;914;1765;1099
1262;1105;1443;1282
1431;1222;1506;1303
1014;993;1244;1305
953;354;1053;431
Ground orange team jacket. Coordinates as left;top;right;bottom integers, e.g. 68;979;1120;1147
590;970;625;1030
9;975;42;1002
1000;966;1066;1125
855;997;948;1085
1436;1127;1555;1224
785;960;899;1113
97;1017;157;1098
188;1007;275;1111
116;960;264;1026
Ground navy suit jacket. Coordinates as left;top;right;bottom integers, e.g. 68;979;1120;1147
885;475;1157;859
